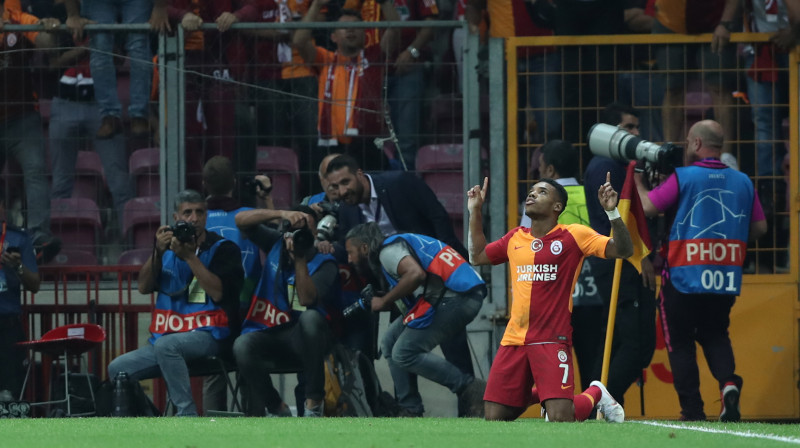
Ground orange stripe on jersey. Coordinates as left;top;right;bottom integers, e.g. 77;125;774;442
486;224;609;346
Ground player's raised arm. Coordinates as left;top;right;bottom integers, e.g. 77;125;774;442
467;177;491;265
598;172;633;259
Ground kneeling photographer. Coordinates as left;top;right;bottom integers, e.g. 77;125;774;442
108;190;244;417
233;206;340;417
344;223;487;417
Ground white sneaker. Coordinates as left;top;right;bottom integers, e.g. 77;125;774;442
590;381;625;423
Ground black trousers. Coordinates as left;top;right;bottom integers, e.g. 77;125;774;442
233;310;331;416
0;314;26;398
659;275;741;420
588;258;657;405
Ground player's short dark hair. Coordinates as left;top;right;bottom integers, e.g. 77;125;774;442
601;102;639;127
326;154;361;176
540;140;578;179
202;156;235;196
539;178;568;216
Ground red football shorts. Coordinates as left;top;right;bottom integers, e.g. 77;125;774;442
484;343;576;408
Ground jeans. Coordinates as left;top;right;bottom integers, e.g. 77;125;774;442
107;330;222;416
1;112;50;238
381;292;483;415
233;311;331;416
388;65;425;170
745;53;789;177
82;0;153;118
617;71;664;143
519;53;562;143
50;97;133;218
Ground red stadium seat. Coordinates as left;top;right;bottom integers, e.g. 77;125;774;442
46;249;99;268
416;144;468;242
50;198;102;255
129;147;160;197
72;151;107;204
117;248;153;266
123;196;162;249
256;146;300;209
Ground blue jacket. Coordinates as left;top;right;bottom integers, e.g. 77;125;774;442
150;238;230;343
241;240;339;333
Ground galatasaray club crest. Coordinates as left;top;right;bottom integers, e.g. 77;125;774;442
558;350;568;363
531;239;543;252
551;240;563;255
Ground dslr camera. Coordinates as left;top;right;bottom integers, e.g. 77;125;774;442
587;123;684;180
342;284;375;318
278;220;316;256
243;177;272;196
169;220;196;243
315;201;340;242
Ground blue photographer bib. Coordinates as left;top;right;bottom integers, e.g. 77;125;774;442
381;233;486;328
150;238;229;343
241;241;339;333
667;164;754;295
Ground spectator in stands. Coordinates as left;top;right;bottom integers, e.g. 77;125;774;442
466;0;560;144
345;222;487;417
108;190;243;417
581;103;656;406
1;0;62;263
64;0;169;139
344;0;440;169
200;156;264;413
617;0;663;143
652;0;740;169
244;0;320;196
553;0;626;146
48;34;133;235
292;0;401;171
325;154;478;415
234;205;340;417
169;0;260;190
743;0;795;208
0;188;41;402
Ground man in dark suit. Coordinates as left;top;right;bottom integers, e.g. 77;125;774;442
326;155;467;257
325;154;477;416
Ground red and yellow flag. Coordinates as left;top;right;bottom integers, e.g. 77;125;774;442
615;161;652;273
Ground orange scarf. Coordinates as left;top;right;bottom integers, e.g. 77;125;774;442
318;51;366;146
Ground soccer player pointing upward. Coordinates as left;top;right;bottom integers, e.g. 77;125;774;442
468;174;632;422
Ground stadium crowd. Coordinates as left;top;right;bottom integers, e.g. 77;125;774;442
0;0;796;421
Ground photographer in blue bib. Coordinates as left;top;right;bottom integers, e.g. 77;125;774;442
344;222;487;417
107;190;243;417
634;119;767;422
233;206;340;417
0;186;40;403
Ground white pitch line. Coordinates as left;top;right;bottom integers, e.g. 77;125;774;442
632;421;800;445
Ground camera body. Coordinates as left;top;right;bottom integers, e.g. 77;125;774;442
170;220;196;243
342;284;375;318
587;123;684;177
278;220;316;256
315;201;340;242
243;177;272;196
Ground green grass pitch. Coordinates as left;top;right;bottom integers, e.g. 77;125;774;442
1;418;799;448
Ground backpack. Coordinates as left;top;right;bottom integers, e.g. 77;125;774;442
323;344;376;417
